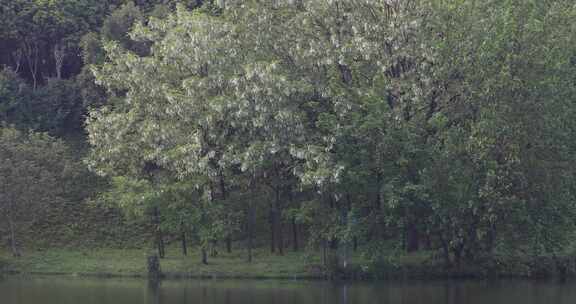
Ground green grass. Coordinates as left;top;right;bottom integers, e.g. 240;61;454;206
0;244;442;280
0;247;327;279
3;246;572;280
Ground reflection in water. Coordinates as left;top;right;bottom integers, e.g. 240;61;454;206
2;276;576;304
147;279;161;304
341;284;348;304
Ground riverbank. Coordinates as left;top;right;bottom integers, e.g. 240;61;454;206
0;247;339;279
1;248;575;280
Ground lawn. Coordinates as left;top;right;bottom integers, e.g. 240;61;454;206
0;247;325;279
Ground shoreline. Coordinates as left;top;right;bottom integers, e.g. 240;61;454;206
2;248;575;282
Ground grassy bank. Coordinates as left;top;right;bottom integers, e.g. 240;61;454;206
0;247;328;279
0;246;432;279
2;247;574;280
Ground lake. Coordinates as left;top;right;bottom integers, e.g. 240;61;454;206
1;276;575;304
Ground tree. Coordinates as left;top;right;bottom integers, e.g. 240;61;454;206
86;0;576;271
87;0;436;263
0;68;28;123
0;127;74;256
0;0;112;86
0;71;85;136
411;0;576;266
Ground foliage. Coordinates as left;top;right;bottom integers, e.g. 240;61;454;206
2;0;576;276
0;127;70;255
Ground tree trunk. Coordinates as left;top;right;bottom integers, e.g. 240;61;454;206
152;207;165;258
275;187;284;256
247;176;256;263
277;215;284;256
321;239;327;267
374;171;383;211
292;217;299;252
158;233;165;258
226;236;232;254
439;233;451;268
180;221;187;256
424;231;432;250
453;246;463;270
338;63;353;85
12;49;23;73
486;222;497;254
406;221;420;253
366;171;383;242
8;217;21;257
219;172;232;254
338;199;350;270
53;44;65;79
23;42;39;90
201;248;208;265
269;204;276;254
345;192;358;252
247;201;254;263
210;240;218;257
147;255;161;281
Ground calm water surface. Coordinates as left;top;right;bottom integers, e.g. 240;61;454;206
1;276;575;304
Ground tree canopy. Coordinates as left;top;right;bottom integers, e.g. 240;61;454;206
2;0;576;274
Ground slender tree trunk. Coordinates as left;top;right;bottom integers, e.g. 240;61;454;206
219;172;232;254
53;44;65;79
424;231;432;250
23;42;39;90
276;187;284;256
12;49;23;73
374;171;383;211
226;237;232;254
201;248;208;264
247;201;254;263
180;221;187;256
406;221;420;253
292;217;299;252
277;213;284;256
158;234;165;258
402;220;407;252
152;207;165;258
439;233;451;268
453;245;463;270
287;186;298;252
338;197;350;270
367;171;383;242
345;192;358;252
269;204;276;254
486;222;497;254
247;175;256;263
210;240;218;257
8;216;20;257
321;239;327;267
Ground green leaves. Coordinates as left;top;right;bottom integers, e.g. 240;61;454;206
0;126;79;254
84;0;576;263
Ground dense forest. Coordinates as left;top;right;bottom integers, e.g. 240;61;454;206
2;0;576;276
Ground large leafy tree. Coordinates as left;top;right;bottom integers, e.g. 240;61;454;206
87;0;576;269
414;0;576;266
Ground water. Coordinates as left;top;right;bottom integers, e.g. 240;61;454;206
1;276;575;304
